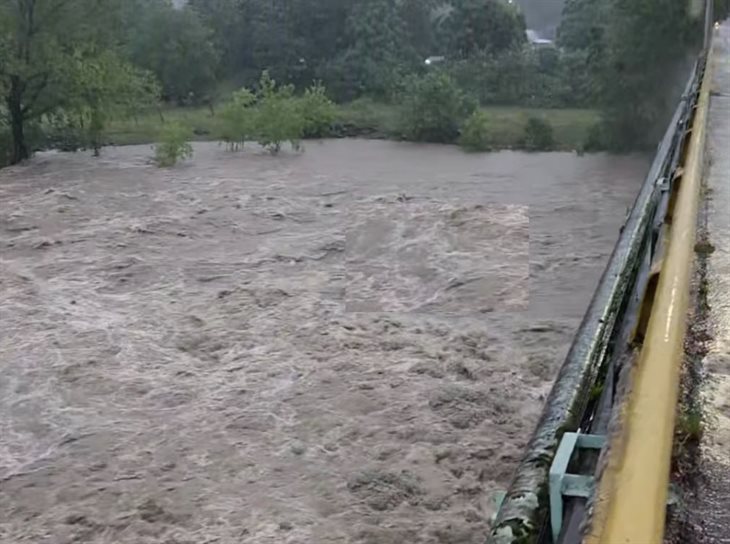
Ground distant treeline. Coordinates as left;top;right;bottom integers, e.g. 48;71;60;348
126;0;715;149
0;0;713;165
138;0;564;105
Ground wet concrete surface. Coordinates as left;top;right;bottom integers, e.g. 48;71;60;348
0;141;647;543
682;21;730;544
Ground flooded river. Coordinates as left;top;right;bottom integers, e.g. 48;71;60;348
0;141;648;544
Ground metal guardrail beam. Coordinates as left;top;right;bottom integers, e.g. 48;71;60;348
583;33;714;544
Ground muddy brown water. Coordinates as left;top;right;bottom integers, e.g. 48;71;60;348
0;141;648;544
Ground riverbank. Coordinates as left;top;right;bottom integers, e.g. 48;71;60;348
105;101;598;152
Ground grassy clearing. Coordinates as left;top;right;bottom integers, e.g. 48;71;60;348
478;107;598;150
105;102;599;151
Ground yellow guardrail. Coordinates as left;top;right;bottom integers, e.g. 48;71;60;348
583;41;714;544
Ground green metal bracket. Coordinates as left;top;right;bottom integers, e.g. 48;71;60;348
490;491;507;524
548;433;682;542
549;432;605;542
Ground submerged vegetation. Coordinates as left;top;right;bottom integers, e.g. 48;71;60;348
104;103;599;152
0;0;716;167
154;122;194;167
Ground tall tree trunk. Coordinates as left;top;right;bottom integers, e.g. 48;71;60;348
8;76;29;164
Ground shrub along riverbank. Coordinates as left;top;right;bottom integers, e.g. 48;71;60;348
104;101;596;152
2;0;710;166
2;71;598;168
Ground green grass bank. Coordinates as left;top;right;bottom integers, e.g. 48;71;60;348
106;101;598;152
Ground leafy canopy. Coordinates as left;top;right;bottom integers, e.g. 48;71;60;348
0;0;159;162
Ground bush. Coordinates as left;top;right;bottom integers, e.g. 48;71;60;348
154;122;193;166
219;87;255;151
523;116;555;151
459;110;491;152
254;71;305;154
220;73;331;152
400;72;475;143
298;82;336;138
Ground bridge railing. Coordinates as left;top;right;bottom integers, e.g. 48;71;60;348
488;37;711;544
582;28;713;544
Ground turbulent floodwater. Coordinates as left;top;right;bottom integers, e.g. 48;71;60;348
0;141;647;544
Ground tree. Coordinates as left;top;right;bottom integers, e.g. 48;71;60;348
286;0;356;86
596;0;702;149
188;0;250;74
0;0;141;163
442;0;527;59
124;1;219;105
64;50;159;155
557;0;605;50
556;0;703;149
327;0;418;99
399;0;439;57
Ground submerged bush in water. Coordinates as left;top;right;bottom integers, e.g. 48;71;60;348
298;82;336;138
219;87;255;151
459;110;491;152
154;122;193;166
254;71;305;154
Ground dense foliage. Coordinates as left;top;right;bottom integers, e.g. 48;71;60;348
0;0;714;165
299;83;337;138
123;0;218;105
0;0;156;163
217;72;334;153
445;46;592;107
0;0;157;162
187;0;546;102
557;0;704;149
399;71;475;143
253;72;305;153
442;0;527;58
